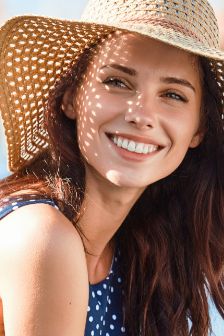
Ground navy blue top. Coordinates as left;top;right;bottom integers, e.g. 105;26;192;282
0;196;127;336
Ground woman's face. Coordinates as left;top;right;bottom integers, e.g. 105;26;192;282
63;32;202;188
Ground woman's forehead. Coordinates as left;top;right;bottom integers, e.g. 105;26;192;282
91;31;200;77
96;32;197;64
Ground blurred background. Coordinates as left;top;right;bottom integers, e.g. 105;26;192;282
0;0;223;179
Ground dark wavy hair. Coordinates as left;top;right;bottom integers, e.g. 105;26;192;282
0;39;224;335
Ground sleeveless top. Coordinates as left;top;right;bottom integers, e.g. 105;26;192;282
0;197;127;336
0;197;223;335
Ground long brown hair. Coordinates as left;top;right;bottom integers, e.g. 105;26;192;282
0;41;224;335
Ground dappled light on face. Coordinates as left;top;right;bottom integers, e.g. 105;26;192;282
89;117;95;124
72;30;202;188
74;31;156;185
84;141;90;147
76;36;128;153
75;53;104;163
74;32;134;174
86;132;94;140
125;92;144;125
106;170;124;185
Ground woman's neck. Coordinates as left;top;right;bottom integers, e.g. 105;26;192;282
78;167;145;281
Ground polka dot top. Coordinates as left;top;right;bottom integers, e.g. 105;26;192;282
85;246;125;336
0;196;127;336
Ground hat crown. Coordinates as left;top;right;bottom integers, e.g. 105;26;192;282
81;0;220;48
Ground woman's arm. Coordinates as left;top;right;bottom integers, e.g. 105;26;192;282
0;203;89;336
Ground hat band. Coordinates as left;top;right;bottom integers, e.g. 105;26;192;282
122;17;203;43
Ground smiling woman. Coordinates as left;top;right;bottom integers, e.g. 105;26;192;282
0;0;223;335
61;33;202;188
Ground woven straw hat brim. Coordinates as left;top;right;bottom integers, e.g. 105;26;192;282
0;15;224;172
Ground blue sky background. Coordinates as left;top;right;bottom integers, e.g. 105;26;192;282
0;0;223;178
1;0;88;22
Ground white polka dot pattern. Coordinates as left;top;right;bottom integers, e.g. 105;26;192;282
0;196;59;220
85;248;126;335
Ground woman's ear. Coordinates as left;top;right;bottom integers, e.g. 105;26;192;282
61;87;76;120
189;131;204;148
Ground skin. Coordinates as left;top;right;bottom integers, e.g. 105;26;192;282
63;32;203;283
0;32;203;335
0;204;89;336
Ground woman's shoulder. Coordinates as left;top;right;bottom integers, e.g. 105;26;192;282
0;198;84;274
0;196;86;265
0;196;84;255
0;199;89;335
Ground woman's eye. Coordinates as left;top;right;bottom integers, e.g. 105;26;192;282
102;77;129;89
165;92;187;102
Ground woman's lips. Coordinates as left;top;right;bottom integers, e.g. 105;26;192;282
106;134;161;161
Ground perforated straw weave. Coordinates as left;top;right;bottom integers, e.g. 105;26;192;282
0;0;223;172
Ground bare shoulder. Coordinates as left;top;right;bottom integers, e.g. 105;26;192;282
0;202;85;263
0;203;88;335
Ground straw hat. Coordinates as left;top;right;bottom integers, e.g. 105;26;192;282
0;0;223;172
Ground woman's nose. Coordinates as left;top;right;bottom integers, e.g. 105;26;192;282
124;94;156;130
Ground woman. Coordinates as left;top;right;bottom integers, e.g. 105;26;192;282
0;0;223;335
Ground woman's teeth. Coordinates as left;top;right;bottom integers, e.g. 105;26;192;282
110;135;158;154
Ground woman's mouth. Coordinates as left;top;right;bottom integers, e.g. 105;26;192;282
106;133;162;161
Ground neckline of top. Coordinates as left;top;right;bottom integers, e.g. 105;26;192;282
89;246;119;288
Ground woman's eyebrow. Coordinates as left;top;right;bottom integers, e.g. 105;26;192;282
99;65;196;92
160;76;196;93
100;63;137;76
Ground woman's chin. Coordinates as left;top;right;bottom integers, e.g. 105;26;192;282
105;169;153;188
